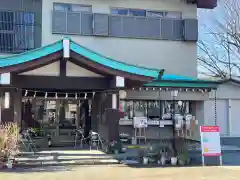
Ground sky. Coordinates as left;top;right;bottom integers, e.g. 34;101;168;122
197;1;236;77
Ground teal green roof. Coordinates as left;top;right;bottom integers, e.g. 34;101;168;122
145;81;218;88
0;38;163;79
145;74;220;88
162;74;197;81
0;40;63;67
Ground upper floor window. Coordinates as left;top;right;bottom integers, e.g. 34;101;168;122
111;8;146;17
147;11;182;19
164;12;182;19
146;11;164;18
53;3;92;12
111;7;181;19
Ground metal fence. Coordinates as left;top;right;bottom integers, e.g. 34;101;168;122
52;11;198;41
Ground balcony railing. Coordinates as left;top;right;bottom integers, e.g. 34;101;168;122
0;11;41;53
52;11;198;42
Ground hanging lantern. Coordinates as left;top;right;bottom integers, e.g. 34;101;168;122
24;90;28;97
4;92;10;109
119;90;127;99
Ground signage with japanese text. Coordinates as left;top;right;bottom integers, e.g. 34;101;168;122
200;126;221;156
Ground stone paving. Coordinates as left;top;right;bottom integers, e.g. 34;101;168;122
0;165;240;180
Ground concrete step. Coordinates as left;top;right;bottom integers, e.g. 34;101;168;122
15;150;122;168
16;159;120;168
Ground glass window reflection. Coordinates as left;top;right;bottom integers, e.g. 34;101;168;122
120;100;192;120
134;101;147;117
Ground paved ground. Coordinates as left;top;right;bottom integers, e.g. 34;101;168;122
1;165;240;180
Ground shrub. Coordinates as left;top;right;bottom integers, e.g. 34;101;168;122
0;123;20;160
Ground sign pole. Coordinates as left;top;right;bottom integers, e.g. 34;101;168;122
202;155;205;166
219;155;223;166
200;126;205;166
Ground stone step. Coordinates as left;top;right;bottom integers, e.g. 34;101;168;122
18;150;109;156
16;159;120;168
16;155;116;162
15;149;123;167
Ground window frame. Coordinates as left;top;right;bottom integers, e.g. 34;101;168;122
164;11;182;19
146;10;165;18
110;7;146;17
110;7;182;19
146;10;182;19
53;3;92;13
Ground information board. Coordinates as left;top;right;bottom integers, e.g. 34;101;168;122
200;126;222;166
200;126;221;156
133;117;148;128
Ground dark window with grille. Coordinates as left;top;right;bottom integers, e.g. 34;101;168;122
0;11;14;31
0;11;35;53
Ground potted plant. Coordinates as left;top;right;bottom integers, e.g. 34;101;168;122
158;152;167;165
178;149;189;165
168;146;178;165
109;140;123;154
170;156;178;165
142;143;160;164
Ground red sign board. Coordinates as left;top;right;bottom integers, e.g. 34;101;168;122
200;126;220;132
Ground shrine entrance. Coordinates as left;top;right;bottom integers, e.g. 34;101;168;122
0;38;163;147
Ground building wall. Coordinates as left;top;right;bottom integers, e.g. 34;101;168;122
204;82;240;137
42;0;197;77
